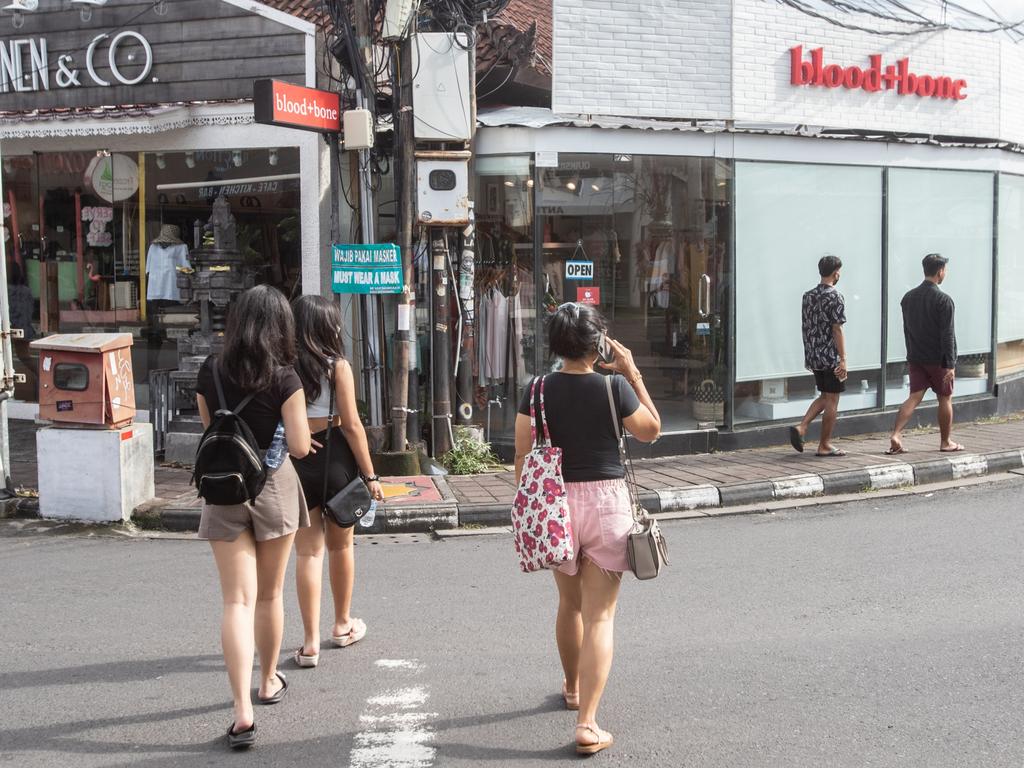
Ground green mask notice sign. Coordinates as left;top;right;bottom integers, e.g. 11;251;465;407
331;244;403;294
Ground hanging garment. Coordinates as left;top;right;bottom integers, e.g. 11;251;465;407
477;287;491;387
512;290;527;384
488;288;509;381
651;240;673;309
146;242;190;302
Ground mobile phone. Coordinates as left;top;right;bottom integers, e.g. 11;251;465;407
597;333;615;365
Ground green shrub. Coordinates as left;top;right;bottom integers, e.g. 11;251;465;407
442;435;500;475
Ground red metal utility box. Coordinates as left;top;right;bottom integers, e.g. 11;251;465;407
30;333;136;428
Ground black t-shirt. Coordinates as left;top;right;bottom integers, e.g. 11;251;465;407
517;372;641;482
196;356;303;449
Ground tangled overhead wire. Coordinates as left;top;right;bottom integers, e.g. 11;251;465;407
777;0;1024;40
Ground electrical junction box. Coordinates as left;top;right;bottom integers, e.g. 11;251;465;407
412;32;472;142
417;159;469;225
343;109;374;150
382;0;416;40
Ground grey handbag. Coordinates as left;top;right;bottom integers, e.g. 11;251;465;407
605;376;668;580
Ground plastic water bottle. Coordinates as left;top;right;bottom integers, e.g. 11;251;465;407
264;422;287;469
359;499;377;528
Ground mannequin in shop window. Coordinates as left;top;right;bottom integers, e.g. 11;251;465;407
146;224;191;369
146;224;191;307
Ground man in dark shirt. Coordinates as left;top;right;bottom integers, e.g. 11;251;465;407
887;253;963;454
789;255;848;456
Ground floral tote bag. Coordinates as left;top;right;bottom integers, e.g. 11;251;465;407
511;375;575;572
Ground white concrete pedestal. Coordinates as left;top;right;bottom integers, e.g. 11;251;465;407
38;423;156;523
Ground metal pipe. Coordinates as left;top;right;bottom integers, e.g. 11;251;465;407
0;145;14;491
155;173;300;191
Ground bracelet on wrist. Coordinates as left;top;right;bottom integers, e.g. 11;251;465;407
627;371;643;385
363;474;380;483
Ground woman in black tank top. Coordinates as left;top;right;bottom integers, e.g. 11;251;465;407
513;303;661;755
290;295;384;668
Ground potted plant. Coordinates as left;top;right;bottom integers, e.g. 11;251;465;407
957;354;987;379
692;362;726;425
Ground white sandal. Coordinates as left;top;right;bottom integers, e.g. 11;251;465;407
330;618;367;647
575;723;613;755
294;647;319;668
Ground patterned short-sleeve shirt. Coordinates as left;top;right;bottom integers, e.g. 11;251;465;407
801;283;846;371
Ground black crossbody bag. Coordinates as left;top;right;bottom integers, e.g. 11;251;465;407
320;360;372;527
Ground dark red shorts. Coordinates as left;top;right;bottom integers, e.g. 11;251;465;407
909;362;954;397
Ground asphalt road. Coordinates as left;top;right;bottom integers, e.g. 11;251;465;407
2;477;1023;767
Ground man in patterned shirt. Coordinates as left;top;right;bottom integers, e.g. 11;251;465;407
789;255;848;456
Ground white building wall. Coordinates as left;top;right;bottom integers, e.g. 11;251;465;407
552;0;732;120
732;0;999;138
999;42;1024;146
553;0;1023;144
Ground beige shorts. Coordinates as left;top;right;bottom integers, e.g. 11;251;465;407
198;457;311;542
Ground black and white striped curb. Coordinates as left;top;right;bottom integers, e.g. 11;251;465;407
649;448;1024;515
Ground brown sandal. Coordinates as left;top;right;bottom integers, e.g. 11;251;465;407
575;723;613;755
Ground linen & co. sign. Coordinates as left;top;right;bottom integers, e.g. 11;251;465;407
0;0;308;111
789;45;968;101
0;33;154;93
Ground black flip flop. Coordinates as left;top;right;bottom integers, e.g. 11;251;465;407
256;671;288;705
788;426;805;453
226;721;256;749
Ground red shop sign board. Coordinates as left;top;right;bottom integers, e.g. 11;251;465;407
577;286;600;305
254;79;341;133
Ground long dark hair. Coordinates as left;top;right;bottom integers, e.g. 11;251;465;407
292;294;346;403
220;285;297;392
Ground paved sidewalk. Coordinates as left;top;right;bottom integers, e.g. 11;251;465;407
446;416;1024;506
6;414;1024;529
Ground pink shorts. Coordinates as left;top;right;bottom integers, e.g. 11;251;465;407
557;479;634;576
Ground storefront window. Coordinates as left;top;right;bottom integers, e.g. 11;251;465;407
471;155;536;447
534;154;732;434
3;147;302;413
734;162;884;424
997;174;1024;377
886;169;993;401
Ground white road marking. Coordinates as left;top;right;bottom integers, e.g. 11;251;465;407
350;660;437;768
375;659;425;671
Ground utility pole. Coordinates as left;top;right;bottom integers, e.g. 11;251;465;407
352;0;386;437
431;229;453;456
390;35;417;452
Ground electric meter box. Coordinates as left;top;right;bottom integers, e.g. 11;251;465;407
417;159;469;225
412;32;472;141
382;0;416;40
31;332;136;428
343;109;374;150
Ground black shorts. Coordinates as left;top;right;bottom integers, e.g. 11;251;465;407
291;426;359;516
813;369;846;394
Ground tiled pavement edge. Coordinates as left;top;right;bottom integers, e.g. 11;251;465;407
446;416;1024;526
3;416;1023;530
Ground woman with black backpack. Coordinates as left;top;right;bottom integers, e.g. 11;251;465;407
289;295;384;668
194;285;312;749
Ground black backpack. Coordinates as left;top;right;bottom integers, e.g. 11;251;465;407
192;359;268;505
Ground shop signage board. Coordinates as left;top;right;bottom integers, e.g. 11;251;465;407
565;260;594;280
0;1;307;110
86;154;139;203
790;46;968;101
577;286;600;305
331;244;403;295
254;79;341;134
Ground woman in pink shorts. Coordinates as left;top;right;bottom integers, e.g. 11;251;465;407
514;303;661;755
